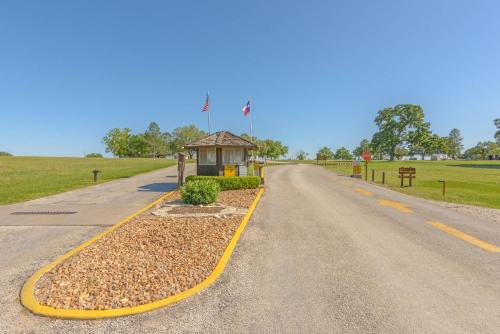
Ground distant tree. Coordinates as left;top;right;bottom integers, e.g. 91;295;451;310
353;139;371;158
128;134;149;157
102;128;132;158
172;125;207;158
259;139;288;160
394;146;409;160
144;122;168;158
0;151;13;156
85;153;103;158
371;104;430;160
296;150;308;160
463;141;499;160
334;147;353;160
316;147;334;161
495;119;500;144
447;128;463;159
240;133;258;144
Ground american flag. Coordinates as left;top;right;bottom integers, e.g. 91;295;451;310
202;94;209;112
242;100;250;116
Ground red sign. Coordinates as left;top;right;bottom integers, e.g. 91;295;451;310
362;151;372;161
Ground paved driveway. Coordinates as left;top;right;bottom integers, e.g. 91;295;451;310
2;164;499;333
0;164;193;333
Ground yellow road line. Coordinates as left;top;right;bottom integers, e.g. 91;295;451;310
427;221;500;253
21;188;265;319
355;188;373;196
377;199;413;213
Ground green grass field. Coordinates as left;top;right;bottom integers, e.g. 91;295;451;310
317;160;500;209
0;157;178;205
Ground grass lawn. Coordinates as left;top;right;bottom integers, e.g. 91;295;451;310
0;156;178;205
318;160;500;209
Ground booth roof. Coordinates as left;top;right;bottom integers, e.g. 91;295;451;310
184;131;257;149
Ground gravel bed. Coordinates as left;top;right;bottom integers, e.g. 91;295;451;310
34;189;259;310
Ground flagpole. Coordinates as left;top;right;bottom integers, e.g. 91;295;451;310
207;92;211;135
249;97;253;139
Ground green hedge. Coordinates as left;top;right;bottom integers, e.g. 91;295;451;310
185;175;261;190
180;179;220;205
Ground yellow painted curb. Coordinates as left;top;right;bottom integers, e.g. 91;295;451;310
21;187;265;319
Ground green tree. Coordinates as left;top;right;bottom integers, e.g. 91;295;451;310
128;134;149;157
144;122;168;158
334;147;353;160
316;147;334;161
172;125;207;158
0;151;13;156
295;150;308;160
394;146;409;160
371;104;430;160
463;141;499;160
495;119;500;144
353;139;370;158
102;128;132;158
447;128;463;159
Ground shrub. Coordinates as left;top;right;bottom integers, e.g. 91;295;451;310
185;175;261;191
0;151;13;156
181;179;220;205
85;153;103;158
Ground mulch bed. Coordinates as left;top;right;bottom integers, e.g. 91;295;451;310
34;188;260;310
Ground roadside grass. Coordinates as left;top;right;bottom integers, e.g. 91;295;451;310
318;160;500;209
0;156;178;205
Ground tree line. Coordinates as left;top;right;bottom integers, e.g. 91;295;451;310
295;105;499;161
240;134;289;160
102;123;289;160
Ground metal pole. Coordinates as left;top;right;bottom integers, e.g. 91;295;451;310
207;92;211;135
365;162;368;181
382;171;385;184
371;169;375;182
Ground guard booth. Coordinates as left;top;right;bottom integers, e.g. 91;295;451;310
183;131;257;176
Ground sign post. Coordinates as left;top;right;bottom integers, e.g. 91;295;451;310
362;151;372;181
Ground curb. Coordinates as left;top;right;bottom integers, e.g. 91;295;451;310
20;187;265;319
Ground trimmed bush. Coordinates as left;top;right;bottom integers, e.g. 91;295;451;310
180;179;220;205
185;175;261;191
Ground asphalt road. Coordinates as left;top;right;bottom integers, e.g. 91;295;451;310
2;164;499;333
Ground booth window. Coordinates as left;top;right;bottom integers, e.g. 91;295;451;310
198;148;216;165
222;148;244;165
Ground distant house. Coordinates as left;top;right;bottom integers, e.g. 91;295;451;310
184;131;257;176
401;154;448;161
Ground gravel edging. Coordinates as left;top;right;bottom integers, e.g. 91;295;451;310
32;188;261;311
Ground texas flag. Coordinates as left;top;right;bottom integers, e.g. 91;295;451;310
242;100;250;116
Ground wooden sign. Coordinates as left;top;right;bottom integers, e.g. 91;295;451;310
224;165;236;177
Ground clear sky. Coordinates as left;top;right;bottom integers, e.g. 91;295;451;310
1;0;499;157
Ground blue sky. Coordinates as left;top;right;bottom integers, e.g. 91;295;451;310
1;0;499;157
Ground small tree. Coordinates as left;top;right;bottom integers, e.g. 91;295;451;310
316;147;334;161
296;150;308;160
353;139;370;158
334;147;353;160
102;128;132;158
447;128;463;159
172;125;207;158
